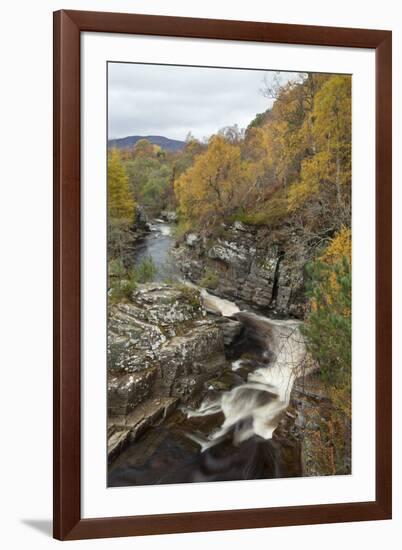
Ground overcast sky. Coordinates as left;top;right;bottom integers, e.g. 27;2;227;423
108;63;300;141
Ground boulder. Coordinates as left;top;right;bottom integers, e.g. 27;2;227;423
186;233;201;247
129;284;205;330
160;210;178;223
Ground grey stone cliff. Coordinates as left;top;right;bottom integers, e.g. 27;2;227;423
173;222;309;318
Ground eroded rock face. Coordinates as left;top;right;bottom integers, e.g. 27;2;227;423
108;368;157;416
108;307;166;372
173;223;308;317
134;205;151;231
108;283;229;461
155;322;225;401
274;374;351;477
215;317;243;346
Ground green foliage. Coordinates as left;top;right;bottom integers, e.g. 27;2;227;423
142;165;172;210
302;228;352;418
114;136;206;219
108;257;157;303
108;259;138;303
246;109;270;130
108;258;126;278
302;256;351;394
135;256;157;283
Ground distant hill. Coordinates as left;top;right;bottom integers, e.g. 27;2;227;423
108;135;186;152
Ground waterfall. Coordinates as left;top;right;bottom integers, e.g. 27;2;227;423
187;294;309;451
200;288;241;317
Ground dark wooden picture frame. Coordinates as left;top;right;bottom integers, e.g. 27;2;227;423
53;10;392;541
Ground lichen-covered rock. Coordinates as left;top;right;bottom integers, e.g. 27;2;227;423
129;284;205;330
155;322;225;402
108;305;166;372
208;240;255;269
108;368;157;416
173;224;308;317
108;283;229;461
108;285;207;375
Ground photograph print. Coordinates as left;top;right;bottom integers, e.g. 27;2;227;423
106;62;352;487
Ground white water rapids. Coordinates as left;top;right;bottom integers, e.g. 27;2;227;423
186;292;310;451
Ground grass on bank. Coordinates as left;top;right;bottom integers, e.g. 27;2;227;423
108;256;157;303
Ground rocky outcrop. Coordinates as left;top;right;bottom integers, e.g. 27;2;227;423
108;283;229;462
274;373;351;477
108;206;151;268
154;324;226;401
173;222;308;318
108;368;157;417
134;205;151;232
108;396;178;464
160;210;178;223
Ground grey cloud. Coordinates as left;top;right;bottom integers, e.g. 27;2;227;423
108;62;298;141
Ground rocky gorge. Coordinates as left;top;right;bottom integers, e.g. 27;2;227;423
107;219;351;485
108;283;231;462
173;221;309;318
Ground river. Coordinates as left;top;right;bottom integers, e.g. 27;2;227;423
108;221;308;486
132;220;179;281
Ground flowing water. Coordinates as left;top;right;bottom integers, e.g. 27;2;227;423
185;308;307;451
108;222;309;486
133;221;179;281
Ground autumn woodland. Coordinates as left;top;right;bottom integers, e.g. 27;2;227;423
107;70;352;486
